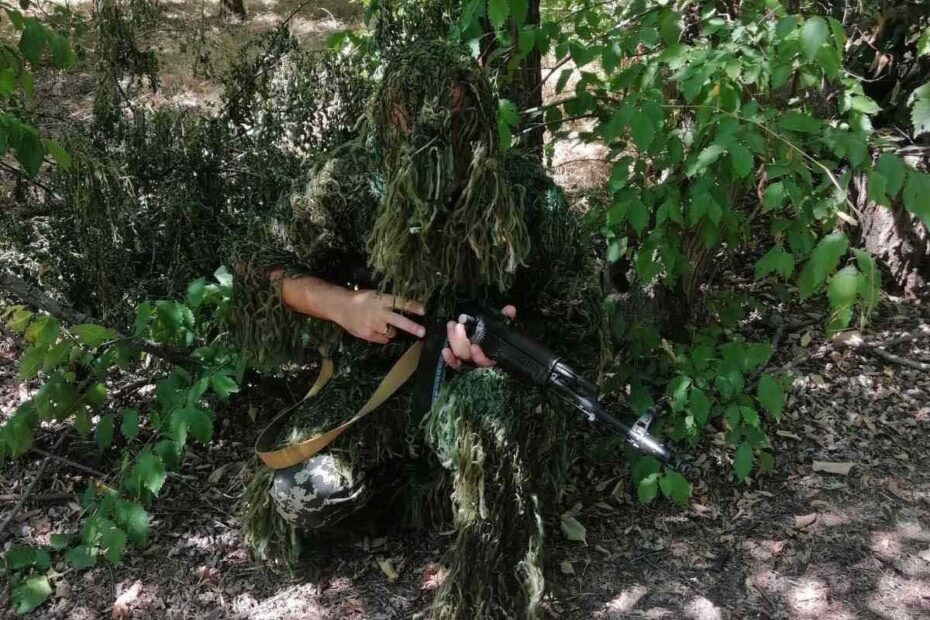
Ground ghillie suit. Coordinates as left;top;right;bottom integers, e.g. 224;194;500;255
233;40;607;618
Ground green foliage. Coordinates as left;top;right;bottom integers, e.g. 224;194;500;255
0;4;74;176
1;269;239;612
456;0;929;491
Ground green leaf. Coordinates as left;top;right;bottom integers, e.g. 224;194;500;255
628;200;649;236
6;9;25;29
46;31;74;68
20;345;45;379
741;406;760;427
179;407;213;444
918;28;930;57
131;449;167;497
560;513;587;544
18;18;45;65
827;265;860;308
12;575;52;614
777;112;821;133
16;125;44;176
797;231;848;299
775;15;796;39
43;139;71;170
568;41;597;68
630;114;656;152
687;143;725;176
214;265;233;288
910;82;930;138
42;341;70;371
65;545;96;570
800;16;828;61
185;277;207;308
96;414;114;450
729;143;753;178
101;524;127;564
853;249;881;309
867;170;889;206
659;471;690;506
49;533;71;550
74;406;91;436
757;374;784;420
849;95;880;115
6;545;50;571
903;170;930;230
71;324;116;347
875;153;906;198
637;472;660;504
210;373;238;400
120;408;139;440
666;375;692;412
487;0;509;29
733;442;753;481
754;245;794;280
688;388;711;427
28;315;59;346
509;0;527;26
114;500;149;545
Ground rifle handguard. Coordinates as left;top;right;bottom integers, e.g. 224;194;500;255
458;311;672;463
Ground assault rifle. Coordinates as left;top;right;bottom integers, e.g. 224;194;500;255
415;307;672;463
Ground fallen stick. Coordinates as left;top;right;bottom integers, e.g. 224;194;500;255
0;493;75;504
30;448;106;478
834;330;930;372
0;433;67;539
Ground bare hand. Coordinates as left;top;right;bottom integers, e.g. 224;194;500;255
442;305;516;370
337;290;426;344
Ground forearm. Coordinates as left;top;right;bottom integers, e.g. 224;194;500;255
272;270;349;326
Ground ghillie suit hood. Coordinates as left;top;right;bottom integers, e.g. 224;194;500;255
366;41;530;304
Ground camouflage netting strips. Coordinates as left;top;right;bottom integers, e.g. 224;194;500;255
229;39;609;619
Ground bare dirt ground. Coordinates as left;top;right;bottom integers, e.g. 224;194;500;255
3;1;930;618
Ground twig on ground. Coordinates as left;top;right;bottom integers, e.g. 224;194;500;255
0;433;67;539
30;447;107;478
834;330;930;372
0;492;75;504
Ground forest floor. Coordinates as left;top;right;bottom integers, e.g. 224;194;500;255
3;0;930;618
3;288;930;619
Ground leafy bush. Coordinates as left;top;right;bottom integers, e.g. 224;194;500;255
2;268;239;611
451;0;929;492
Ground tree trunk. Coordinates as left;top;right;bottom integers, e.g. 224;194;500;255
478;0;543;159
221;0;246;23
855;163;930;300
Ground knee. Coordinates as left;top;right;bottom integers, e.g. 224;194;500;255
270;453;369;530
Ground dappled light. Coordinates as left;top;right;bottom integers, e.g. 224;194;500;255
2;0;929;617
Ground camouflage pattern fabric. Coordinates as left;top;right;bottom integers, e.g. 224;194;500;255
233;40;609;620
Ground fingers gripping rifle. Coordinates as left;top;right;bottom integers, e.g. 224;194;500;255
416;308;672;463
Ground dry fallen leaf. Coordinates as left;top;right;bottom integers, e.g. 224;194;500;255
376;557;398;582
208;464;229;485
560;561;575;575
112;580;143;620
812;461;855;475
560;514;587;545
794;513;818;529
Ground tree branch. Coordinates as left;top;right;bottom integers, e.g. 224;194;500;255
0;271;194;366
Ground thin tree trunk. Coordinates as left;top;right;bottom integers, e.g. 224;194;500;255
221;0;246;22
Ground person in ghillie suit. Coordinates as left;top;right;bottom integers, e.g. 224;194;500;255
231;39;607;618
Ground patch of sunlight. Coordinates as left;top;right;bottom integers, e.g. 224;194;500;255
245;583;324;620
601;584;647;615
867;573;930;617
685;595;723;620
787;576;828;617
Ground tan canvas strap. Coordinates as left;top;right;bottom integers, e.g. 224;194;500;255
255;341;423;469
